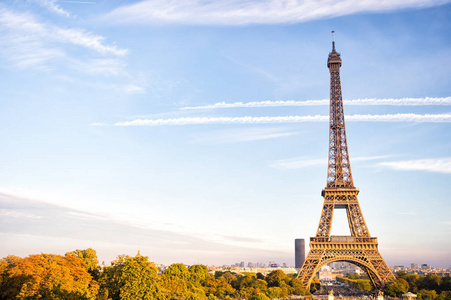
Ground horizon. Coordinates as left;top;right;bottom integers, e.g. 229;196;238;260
0;0;450;268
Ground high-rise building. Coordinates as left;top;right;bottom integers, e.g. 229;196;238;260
295;238;305;268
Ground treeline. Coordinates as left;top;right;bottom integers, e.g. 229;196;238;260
382;272;451;300
336;275;372;292
0;248;311;300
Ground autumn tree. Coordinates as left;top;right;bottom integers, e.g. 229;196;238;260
66;248;100;280
418;289;438;300
3;254;98;299
0;255;22;300
383;278;409;297
204;274;236;299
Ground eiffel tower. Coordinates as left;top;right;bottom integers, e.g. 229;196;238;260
297;32;396;289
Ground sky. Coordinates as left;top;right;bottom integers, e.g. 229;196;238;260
0;0;450;268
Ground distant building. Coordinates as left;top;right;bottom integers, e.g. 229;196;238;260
319;266;333;281
240;262;245;268
411;263;419;269
295;238;305;268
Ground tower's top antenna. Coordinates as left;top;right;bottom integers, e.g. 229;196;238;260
331;31;335;51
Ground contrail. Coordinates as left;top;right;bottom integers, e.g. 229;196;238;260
181;97;451;110
114;113;451;126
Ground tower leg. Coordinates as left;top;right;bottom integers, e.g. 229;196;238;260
297;243;395;290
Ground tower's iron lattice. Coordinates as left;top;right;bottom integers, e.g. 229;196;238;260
297;33;395;290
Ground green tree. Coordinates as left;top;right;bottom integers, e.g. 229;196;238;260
65;248;100;280
383;278;409;297
119;255;162;300
265;270;288;287
188;265;208;286
439;276;451;293
163;263;190;281
98;255;129;300
418;289;438;300
289;277;309;296
266;286;282;298
249;293;270;300
438;291;451;300
420;274;441;292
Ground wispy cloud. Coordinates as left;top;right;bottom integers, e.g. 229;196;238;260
114;113;451;126
182;97;451;110
0;209;42;219
0;192;280;262
31;0;71;17
270;155;389;170
0;6;127;72
103;0;451;26
191;127;299;144
378;158;451;174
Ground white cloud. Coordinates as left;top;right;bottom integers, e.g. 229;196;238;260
378;158;451;174
192;127;299;144
114;113;451;126
124;84;146;95
182;97;451;110
32;0;71;17
0;209;42;219
71;58;127;76
115;115;328;126
90;122;106;126
103;0;451;26
0;7;127;71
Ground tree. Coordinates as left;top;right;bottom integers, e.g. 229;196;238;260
439;276;451;293
98;255;129;300
66;248;100;280
418;289;438;300
289;278;309;296
420;274;441;292
265;270;288;287
163;263;190;281
203;274;235;298
0;255;23;299
438;291;451;300
4;254;98;299
119;255;162;300
249;293;270;300
383;278;409;297
188;265;208;287
266;286;282;298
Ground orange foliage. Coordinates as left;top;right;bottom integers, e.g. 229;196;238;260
5;253;98;299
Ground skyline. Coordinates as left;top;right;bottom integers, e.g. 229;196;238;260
0;0;450;267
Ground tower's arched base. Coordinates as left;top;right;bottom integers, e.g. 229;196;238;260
297;237;395;290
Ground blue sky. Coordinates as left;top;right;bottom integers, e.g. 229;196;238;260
0;0;450;267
